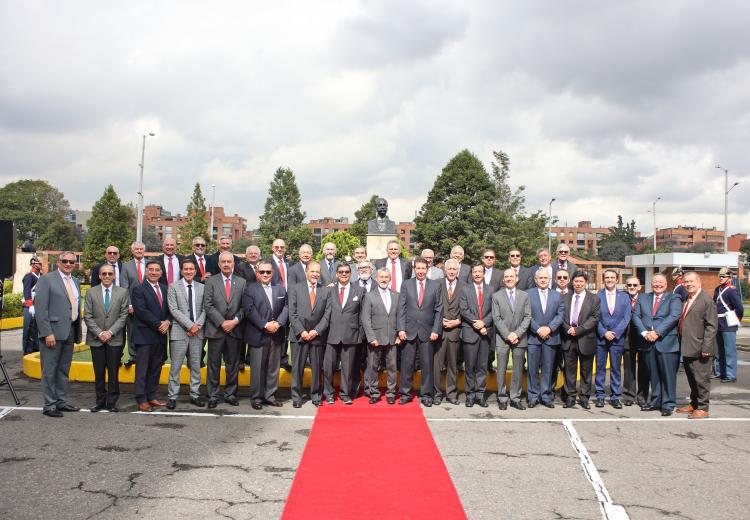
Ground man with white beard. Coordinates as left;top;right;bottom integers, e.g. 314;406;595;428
352;259;375;396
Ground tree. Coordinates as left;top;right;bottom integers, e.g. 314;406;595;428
491;150;524;214
315;231;360;261
37;219;81;251
0;179;70;242
597;215;638;261
740;239;750;256
414;149;546;264
349;194;379;244
257;167;313;255
82;185;135;269
232;236;254;253
177;182;212;254
598;242;633;262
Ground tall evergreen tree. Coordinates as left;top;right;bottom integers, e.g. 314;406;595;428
257;167;313;255
178;182;212;254
82;185;134;268
349;194;379;244
0;179;70;241
37;219;81;251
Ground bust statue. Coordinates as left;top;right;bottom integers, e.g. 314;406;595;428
21;231;37;253
367;197;396;235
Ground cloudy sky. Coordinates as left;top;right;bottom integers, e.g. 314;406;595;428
2;1;749;237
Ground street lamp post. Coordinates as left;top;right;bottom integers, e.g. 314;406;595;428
547;198;556;252
652;196;661;250
136;133;156;242
209;183;216;241
716;165;740;253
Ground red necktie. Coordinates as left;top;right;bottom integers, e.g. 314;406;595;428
477;284;483;317
225;277;231;301
278;260;286;288
418;280;424;306
167;256;174;284
136;260;143;283
310;284;316;308
391;259;397;291
153;284;163;308
199;256;205;277
652;294;660;316
339;285;345;305
679;297;692;334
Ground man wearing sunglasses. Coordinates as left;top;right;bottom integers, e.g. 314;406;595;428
622;277;650;407
188;236;216;283
506;249;533;291
91;246;122;287
555;269;570;295
554;245;577;280
34;252;82;418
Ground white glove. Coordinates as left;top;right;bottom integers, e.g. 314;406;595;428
29;305;35;317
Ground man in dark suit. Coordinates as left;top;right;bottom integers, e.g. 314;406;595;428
287;243;314;287
130;260;172;412
506;249;534;291
676;272;718;419
157;238;182;286
90;245;123;287
362;268;401;404
288;260;330;407
632;273;682;415
448;245;471;284
266;238;292;371
204;252;246;408
208;235;243;276
120;241;147;366
554;244;577;279
459;264;494;407
374;239;412;292
34;252;83;417
622;276;650;407
480;249;503;293
492;268;531;410
561;271;601;409
352;259;375;397
237;245;261;284
187;236;216;283
319;241;341;287
671;267;688;302
244;261;289;409
323;263;363;404
526;268;565;408
434;259;464;405
595;269;631;408
397;256;443;406
84;263;130;412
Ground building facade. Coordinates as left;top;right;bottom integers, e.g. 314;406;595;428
655;226;724;252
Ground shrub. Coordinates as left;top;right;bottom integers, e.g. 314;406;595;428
2;292;22;319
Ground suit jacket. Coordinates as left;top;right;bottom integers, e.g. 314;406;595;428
34;271;82;343
459;282;494;343
374;257;413;288
157;253;183;285
131;280;171;345
91;261;123;287
397;277;443;341
237;261;258;284
326;282;363;344
361;288;399;346
632;292;682;353
597;290;631;347
440;279;465;341
208;252;243;276
84;284;130;347
243;282;289;346
624;296;644;351
561;291;601;354
187;253;217;281
167;279;206;341
203;274;246;339
553;260;578;279
120;258;146;293
679;290;718;357
527;287;565;346
483;267;503;293
266;256;291;287
287;261;308;287
492;287;531;348
427;266;444;280
455;263;471;285
288;281;330;346
319;259;341;286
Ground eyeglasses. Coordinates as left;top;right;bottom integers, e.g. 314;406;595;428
194;243;206;248
509;254;521;258
626;283;639;287
59;259;75;265
100;272;114;277
337;270;351;275
257;270;273;275
483;255;495;259
556;276;568;280
558;251;569;254
106;251;119;255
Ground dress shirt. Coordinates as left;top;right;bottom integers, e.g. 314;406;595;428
182;278;197;323
58;270;80;300
262;283;273;307
379;287;391;312
273;256;288;286
388;258;404;292
570;290;586;324
606;289;617;314
337;283;350;305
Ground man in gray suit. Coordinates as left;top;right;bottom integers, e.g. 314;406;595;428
287;243;313;287
120;240;147;366
420;249;445;280
35;251;82;417
492;268;531;410
204;252;246;408
166;258;207;409
449;245;471;284
460;264;494;407
434;259;464;405
397;256;443;406
288;260;330;407
362;268;401;404
84;263;129;412
319;242;340;287
323;263;363;404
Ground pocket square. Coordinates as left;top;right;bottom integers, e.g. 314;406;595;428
352;296;358;301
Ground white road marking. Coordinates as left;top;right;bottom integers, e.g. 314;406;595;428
562;419;630;520
737;360;750;366
0;407;14;419
0;406;316;419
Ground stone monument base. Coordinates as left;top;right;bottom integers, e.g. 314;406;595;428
12;253;36;294
366;234;397;261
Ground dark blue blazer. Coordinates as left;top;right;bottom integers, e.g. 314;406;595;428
396;277;443;341
597;290;631;347
459;282;494;343
632;292;682;353
527;288;564;346
131;280;171;345
243;282;289;346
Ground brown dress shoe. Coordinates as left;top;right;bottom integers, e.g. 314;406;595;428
676;404;695;414
148;399;167;407
138;402;153;412
688;409;709;419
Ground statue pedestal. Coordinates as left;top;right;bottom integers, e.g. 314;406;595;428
366;234;397;261
12;253;36;294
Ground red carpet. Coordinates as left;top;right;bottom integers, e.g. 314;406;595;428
282;397;467;519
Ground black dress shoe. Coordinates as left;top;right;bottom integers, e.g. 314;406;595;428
661;409;673;416
369;396;379;404
510;401;526;411
421;399;432;407
563;399;576;409
542;401;555;409
595;398;605;408
722;378;737;383
623;399;635;407
190;397;206;407
527;401;537;409
640;404;656;412
398;396;412;405
326;397;335;404
251;402;263;410
498;401;508;410
292;401;302;408
465;400;474;407
43;409;63;418
478;399;488;408
488;367;497;373
90;403;106;413
433;396;443;405
225;396;239;406
263;400;283;407
312;400;321;407
342;396;353;405
579;399;590;410
610;399;622;409
447;398;460;405
281;363;293;372
107;406;120;413
57;404;80;412
207;399;218;409
167;399;177;410
124;360;135;368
